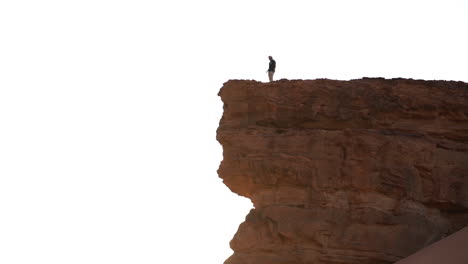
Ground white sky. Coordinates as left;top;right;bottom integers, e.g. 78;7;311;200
0;1;467;264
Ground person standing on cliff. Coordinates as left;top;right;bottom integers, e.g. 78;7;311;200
267;56;276;82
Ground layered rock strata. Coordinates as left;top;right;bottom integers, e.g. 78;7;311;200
217;78;468;264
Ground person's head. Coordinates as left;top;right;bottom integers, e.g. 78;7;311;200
268;56;273;60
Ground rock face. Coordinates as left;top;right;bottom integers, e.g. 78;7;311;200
217;78;468;264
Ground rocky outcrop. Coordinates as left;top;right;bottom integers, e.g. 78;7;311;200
217;78;468;264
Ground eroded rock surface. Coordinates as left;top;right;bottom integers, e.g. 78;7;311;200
217;78;468;264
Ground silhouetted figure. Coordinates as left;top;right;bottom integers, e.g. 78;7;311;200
267;56;276;82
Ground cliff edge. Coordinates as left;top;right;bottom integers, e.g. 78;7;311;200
217;78;468;264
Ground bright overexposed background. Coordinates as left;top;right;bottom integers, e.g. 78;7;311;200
0;1;466;263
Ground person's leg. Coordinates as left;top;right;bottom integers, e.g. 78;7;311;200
268;71;274;82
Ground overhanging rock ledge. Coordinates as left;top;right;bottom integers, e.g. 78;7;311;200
217;78;468;264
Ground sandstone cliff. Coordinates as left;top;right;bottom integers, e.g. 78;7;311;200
217;78;468;264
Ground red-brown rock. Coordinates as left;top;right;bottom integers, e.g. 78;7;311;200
217;78;468;264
